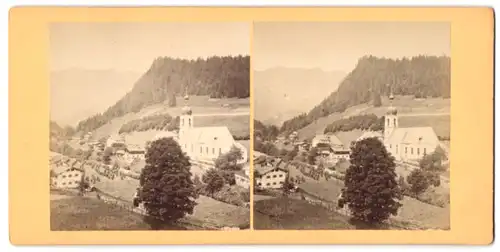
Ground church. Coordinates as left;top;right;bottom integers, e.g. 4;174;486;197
174;95;248;168
382;95;441;162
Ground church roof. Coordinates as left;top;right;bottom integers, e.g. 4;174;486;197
388;127;439;145
184;126;234;146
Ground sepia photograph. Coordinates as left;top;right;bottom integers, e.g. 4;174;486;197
253;22;451;230
49;22;251;231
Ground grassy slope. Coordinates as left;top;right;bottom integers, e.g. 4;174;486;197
51;196;152;231
50;191;249;230
285;163;449;229
296;96;450;141
91;96;250;140
253;198;354;230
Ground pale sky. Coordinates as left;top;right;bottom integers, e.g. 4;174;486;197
253;22;450;72
50;22;250;72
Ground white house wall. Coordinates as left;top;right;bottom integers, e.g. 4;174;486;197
256;170;287;189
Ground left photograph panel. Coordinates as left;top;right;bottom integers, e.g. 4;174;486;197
49;23;251;231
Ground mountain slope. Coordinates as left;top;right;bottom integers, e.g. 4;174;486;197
281;55;450;133
75;55;250;133
50;69;141;126
254;67;346;125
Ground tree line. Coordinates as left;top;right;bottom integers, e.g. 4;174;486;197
118;114;179;134
323;114;385;134
281;55;450;134
76;55;250;133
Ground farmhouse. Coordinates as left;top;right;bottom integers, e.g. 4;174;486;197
51;164;84;189
382;95;441;162
106;134;127;149
312;133;350;165
125;144;145;160
255;159;288;189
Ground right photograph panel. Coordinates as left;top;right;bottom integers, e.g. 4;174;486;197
252;22;450;230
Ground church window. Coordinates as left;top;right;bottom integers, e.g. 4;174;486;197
273;175;277;178
189;118;191;127
219;148;222;155
212;148;215;155
393;118;396;126
266;175;270;179
280;181;284;184
411;148;413;155
387;118;390;125
279;174;283;178
424;148;427;155
266;183;270;186
206;147;209;154
405;147;407;154
390;144;392;149
181;118;184;127
417;148;420;155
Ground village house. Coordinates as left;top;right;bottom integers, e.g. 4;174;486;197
293;141;309;152
312;133;351;165
106;134;126;149
125;144;146;160
288;131;298;142
234;164;250;189
51;163;84;189
255;159;288;189
115;149;126;158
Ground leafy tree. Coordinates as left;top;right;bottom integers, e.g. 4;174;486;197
215;145;243;171
373;92;382;107
407;169;430;196
138;137;197;229
220;171;236;185
342;137;402;226
307;147;318;165
419;146;447;172
278;148;289;159
103;147;113;164
398;176;410;195
167;92;177;107
202;169;225;196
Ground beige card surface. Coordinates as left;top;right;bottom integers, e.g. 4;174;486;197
9;7;493;245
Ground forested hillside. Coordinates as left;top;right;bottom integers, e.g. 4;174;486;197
254;119;280;141
280;55;450;133
75;55;250;133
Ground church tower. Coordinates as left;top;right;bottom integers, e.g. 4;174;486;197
179;87;193;142
384;91;398;140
